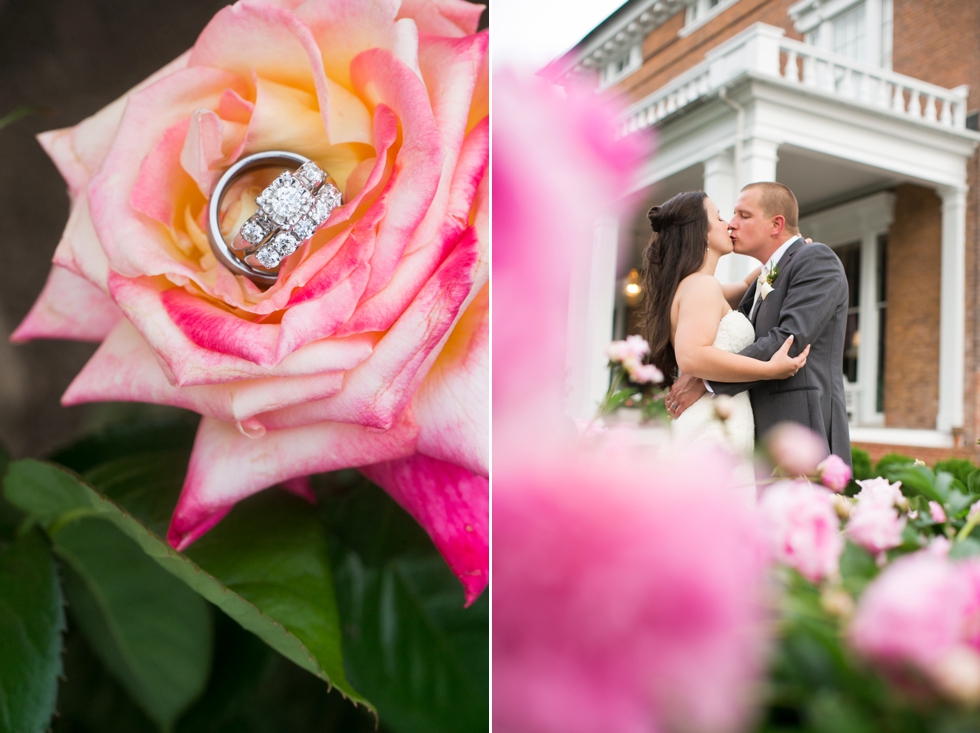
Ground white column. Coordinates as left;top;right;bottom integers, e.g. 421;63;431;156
566;216;620;420
725;137;780;282
740;137;779;187
856;231;881;424
937;186;967;432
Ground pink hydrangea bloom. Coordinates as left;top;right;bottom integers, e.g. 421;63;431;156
764;422;828;477
930;501;948;524
817;454;852;493
494;452;771;733
758;480;844;584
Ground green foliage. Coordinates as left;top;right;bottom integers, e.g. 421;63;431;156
53;517;212;731
934;458;978;490
0;415;487;731
2;459;371;716
317;473;490;733
873;453;915;480
0;530;65;733
849;448;872;481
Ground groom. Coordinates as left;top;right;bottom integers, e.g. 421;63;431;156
668;182;852;466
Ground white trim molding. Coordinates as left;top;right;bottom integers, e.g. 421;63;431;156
849;426;954;449
938;185;968;432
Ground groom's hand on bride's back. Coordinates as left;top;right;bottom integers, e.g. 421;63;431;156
665;374;707;419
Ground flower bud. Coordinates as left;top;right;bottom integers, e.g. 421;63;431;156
932;648;980;706
832;494;853;520
820;587;855;619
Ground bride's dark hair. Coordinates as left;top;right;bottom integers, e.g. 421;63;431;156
638;190;710;387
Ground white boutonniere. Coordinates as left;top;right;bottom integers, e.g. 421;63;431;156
757;263;779;300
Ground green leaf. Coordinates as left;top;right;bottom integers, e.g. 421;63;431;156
947;488;975;518
0;105;50;131
950;538;980;559
320;476;489;733
52;517;211;732
603;388;637;413
0;529;65;733
49;412;199;476
335;555;489;733
2;460;371;713
892;466;945;503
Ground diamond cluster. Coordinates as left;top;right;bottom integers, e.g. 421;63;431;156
239;161;343;270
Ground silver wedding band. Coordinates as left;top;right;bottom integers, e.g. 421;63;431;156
207;151;342;287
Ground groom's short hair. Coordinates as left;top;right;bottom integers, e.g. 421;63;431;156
742;182;799;233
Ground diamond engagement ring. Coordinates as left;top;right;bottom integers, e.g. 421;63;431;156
207;150;343;286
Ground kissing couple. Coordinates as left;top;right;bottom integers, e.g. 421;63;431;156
639;182;852;467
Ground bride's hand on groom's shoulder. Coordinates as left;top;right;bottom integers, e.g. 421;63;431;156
665;374;707;420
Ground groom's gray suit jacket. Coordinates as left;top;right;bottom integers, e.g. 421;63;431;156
708;237;852;466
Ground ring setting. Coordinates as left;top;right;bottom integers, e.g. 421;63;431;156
207;151;343;286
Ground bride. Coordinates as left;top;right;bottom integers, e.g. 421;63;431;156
637;190;808;456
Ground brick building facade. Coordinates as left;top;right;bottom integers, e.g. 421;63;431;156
548;0;980;458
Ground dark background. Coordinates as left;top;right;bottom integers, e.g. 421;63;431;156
0;0;488;458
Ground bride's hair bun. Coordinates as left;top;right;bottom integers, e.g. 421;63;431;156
647;205;666;232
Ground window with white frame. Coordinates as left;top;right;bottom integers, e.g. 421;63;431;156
680;0;739;37
790;0;893;69
599;44;642;88
832;3;866;62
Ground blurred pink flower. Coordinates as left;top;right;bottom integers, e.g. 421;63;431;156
624;334;650;360
758;480;843;584
855;476;906;507
845;498;906;556
626;361;664;385
850;553;980;701
850;553;966;671
764;422;828;477
494;453;771;733
930;501;948;524
817;454;852;493
492;70;647;458
492;71;769;733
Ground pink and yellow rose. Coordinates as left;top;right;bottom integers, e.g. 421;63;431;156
13;0;488;603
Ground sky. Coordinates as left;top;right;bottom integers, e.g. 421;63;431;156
492;0;628;71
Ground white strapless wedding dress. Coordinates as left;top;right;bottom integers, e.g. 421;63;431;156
671;310;755;457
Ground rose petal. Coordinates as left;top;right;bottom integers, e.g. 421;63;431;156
11;265;122;343
412;283;488;477
107;272;376;385
50;190;111;291
338;117;487;335
167;408;419;549
361;454;488;605
37;51;192;194
350;48;445;299
247;224;481;431
62;320;346;429
397;0;485;37
89;66;248;280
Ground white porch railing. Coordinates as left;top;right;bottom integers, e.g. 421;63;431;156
619;23;970;136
